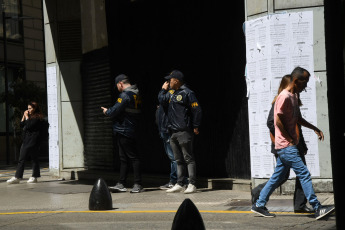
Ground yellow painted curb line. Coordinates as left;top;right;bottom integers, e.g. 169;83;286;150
0;170;17;174
0;210;307;215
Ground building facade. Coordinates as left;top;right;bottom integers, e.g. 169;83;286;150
0;0;46;163
10;0;342;194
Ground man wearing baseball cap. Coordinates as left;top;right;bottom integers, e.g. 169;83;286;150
158;70;202;194
101;74;143;193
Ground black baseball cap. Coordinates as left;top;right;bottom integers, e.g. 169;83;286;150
164;70;184;81
115;74;129;84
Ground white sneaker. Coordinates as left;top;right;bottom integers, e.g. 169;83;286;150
7;177;20;184
166;184;184;193
27;177;38;183
184;184;197;194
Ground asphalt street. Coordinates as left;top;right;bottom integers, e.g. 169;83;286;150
0;164;336;230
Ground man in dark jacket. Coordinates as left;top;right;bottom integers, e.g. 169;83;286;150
101;74;143;193
158;70;202;194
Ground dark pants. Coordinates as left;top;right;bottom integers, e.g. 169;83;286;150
293;153;308;210
117;133;142;185
15;134;41;179
251;152;307;210
170;130;196;186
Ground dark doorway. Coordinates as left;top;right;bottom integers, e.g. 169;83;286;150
104;0;249;179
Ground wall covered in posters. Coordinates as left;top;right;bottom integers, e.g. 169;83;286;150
245;11;320;178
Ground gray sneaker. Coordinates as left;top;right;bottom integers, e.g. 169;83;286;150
109;183;127;192
160;182;175;190
130;184;144;193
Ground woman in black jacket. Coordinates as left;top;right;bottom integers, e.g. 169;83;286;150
251;75;313;213
7;102;44;184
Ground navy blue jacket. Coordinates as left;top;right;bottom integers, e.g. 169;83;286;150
156;90;174;134
158;85;202;132
106;85;142;138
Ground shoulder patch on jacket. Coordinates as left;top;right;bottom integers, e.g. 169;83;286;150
191;102;199;108
117;98;122;103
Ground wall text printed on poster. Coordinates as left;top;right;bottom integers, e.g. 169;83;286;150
47;66;59;170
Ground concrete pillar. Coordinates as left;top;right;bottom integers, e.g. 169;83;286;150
43;0;85;177
43;0;109;178
43;0;60;176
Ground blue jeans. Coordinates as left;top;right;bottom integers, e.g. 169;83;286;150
256;145;321;211
160;132;177;184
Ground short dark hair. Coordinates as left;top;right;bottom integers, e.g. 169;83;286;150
121;79;131;84
291;67;310;80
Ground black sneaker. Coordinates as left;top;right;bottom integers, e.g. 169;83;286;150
109;183;127;192
251;204;276;218
294;205;314;213
130;184;144;193
315;205;335;220
160;182;175;190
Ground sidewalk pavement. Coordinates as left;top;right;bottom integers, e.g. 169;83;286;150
0;164;336;230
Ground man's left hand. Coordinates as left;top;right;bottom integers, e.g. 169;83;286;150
194;128;199;135
314;129;324;141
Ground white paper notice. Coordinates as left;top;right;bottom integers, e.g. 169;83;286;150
47;66;59;170
246;11;319;178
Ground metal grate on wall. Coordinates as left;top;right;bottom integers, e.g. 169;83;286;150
57;21;82;61
227;97;251;179
81;47;114;170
